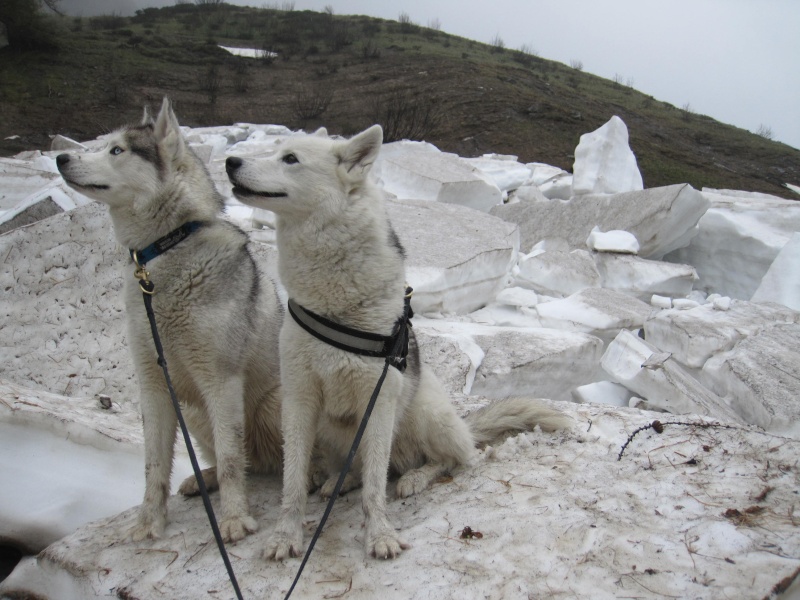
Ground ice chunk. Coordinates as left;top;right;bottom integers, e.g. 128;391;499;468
593;253;696;302
516;249;601;297
572;116;643;196
525;162;568;186
495;286;539;308
415;320;603;401
651;295;672;309
490;184;709;259
462;153;532;194
601;330;744;423
535;288;652;340
750;232;800;311
388;199;518;315
375;141;502;211
643;300;800;369
665;190;800;299
471;327;604;401
702;323;800;434
585;228;639;254
571;381;633;407
509;183;548;205
50;135;88;152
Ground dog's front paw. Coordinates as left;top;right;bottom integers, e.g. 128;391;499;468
367;526;409;560
129;507;166;542
262;521;304;561
219;514;258;543
369;533;409;560
178;467;219;497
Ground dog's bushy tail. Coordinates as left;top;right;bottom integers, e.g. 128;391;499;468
464;397;571;446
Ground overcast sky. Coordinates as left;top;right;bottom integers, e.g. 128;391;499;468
60;0;800;150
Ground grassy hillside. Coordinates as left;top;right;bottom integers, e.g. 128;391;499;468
1;3;798;198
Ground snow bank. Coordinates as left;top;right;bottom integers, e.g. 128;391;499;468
4;400;800;600
3;114;800;597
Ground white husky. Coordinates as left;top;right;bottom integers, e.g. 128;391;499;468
56;98;284;543
226;125;569;559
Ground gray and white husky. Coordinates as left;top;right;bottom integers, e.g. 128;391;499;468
56;98;284;543
226;125;570;559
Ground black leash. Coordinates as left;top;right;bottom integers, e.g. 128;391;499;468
130;220;412;600
131;228;244;600
282;289;414;600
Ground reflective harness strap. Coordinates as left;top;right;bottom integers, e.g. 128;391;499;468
287;286;414;373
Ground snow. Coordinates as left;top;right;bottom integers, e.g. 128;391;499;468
490;183;709;260
751;232;800;310
219;45;276;59
572;115;644;196
585;227;640;254
0;381;195;553
515;248;601;297
6;402;800;599
593;253;696;301
375;141;503;211
665;189;800;299
2;116;800;599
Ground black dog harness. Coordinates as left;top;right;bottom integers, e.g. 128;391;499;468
287;286;414;372
282;285;414;599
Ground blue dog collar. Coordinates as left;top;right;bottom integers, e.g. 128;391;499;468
129;221;205;266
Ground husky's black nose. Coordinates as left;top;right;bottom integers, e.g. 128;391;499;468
225;156;243;176
56;153;70;169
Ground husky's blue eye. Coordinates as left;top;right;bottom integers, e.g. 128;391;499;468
282;153;299;165
110;146;124;156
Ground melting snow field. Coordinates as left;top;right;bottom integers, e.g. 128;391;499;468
1;115;799;599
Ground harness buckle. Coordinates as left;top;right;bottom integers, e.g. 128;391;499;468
132;250;155;295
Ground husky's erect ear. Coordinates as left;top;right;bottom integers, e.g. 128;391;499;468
337;125;383;178
140;105;154;127
153;97;185;161
312;127;328;137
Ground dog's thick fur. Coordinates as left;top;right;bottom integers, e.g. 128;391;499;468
57;98;283;543
226;125;570;560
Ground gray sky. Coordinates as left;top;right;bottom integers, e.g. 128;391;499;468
60;0;800;150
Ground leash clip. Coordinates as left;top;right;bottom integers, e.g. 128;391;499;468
132;250;155;295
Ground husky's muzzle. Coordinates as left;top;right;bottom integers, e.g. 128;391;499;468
225;157;287;198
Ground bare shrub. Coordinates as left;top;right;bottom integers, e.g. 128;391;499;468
231;61;249;93
490;33;505;53
327;21;352;52
570;59;583;71
199;64;221;103
398;11;417;34
756;124;774;140
258;45;277;64
371;88;445;142
361;39;380;59
293;85;334;120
